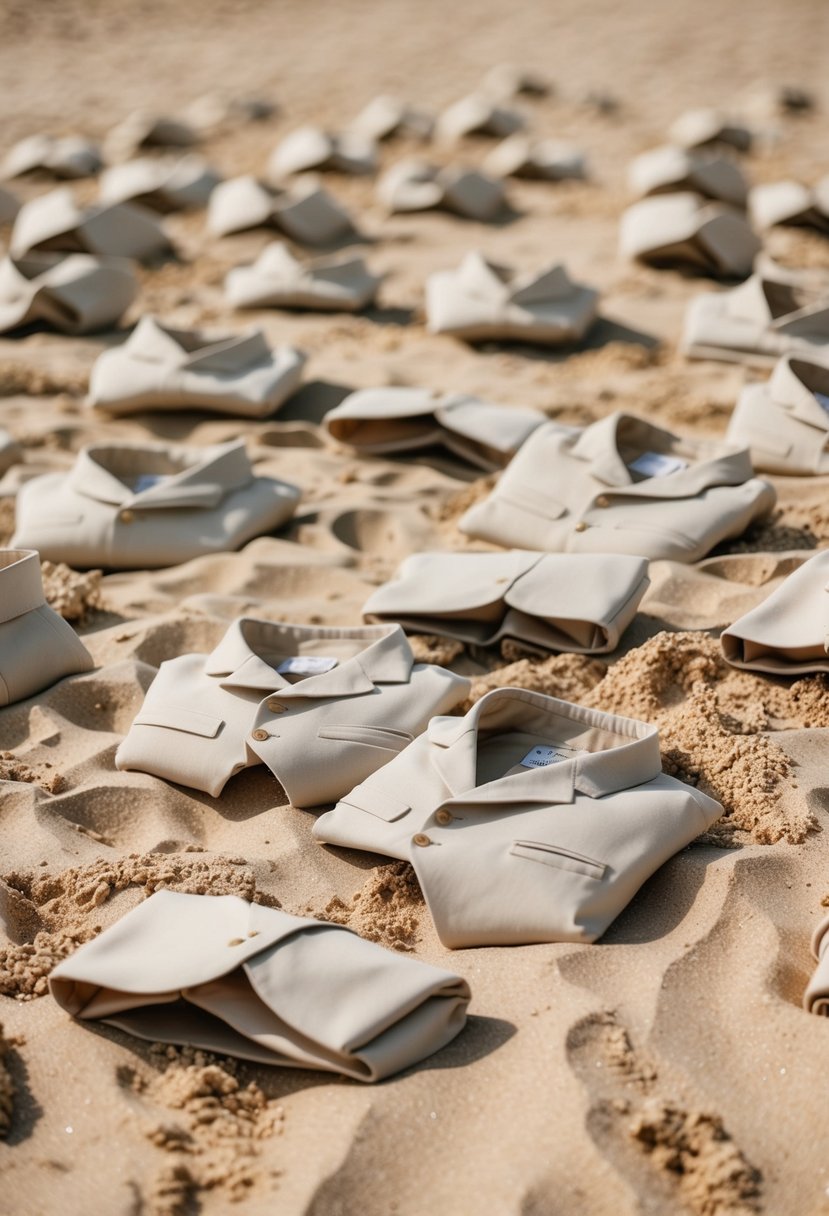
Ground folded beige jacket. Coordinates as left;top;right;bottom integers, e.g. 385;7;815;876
208;175;357;245
50;890;471;1080
11;187;172;261
314;687;723;947
225;242;381;312
11;439;300;570
721;549;829;674
87;317;305;417
750;178;829;233
116;619;470;804
0;253;137;335
668;108;753;153
726;354;829;474
363;550;649;653
2;134;102;180
0;548;93;706
436;94;525;142
98;155;222;213
484;135;587;182
323;386;546;470
626;145;748;207
619;192;760;277
803;914;829;1015
348;95;433;142
267;126;376;179
460;413;775;562
377;161;507;221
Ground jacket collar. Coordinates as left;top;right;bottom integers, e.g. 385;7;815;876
125;316;272;373
205;618;415;697
725;274;829;334
455;251;576;306
569;412;754;498
68;438;254;510
769;355;829;430
426;686;661;806
0;548;47;624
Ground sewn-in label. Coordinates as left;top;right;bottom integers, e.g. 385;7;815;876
628;451;688;479
520;743;584;768
277;656;339;675
814;392;829;415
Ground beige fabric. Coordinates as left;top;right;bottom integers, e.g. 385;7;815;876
749;178;829;234
314;687;722;947
668;108;753;152
484;135;586;181
225;242;380;312
619;192;760;277
0;187;19;225
460;413;776;562
11;187;172;261
682;272;829;365
436;94;525;142
348;95;433;142
377;161;507;221
803;914;829;1015
267;126;377;179
726;354;829;474
105;112;197;162
208;175;357;245
50;890;470;1080
87;317;306;417
363;550;649;653
0;429;21;475
627;145;748;207
721;549;829;675
0;253;137;335
323;386;546;469
0;548;93;707
482;65;551;100
2;134;102;180
426;251;599;345
98;155;221;213
11;439;300;570
115;619;470;803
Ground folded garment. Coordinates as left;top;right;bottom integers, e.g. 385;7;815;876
50;891;470;1080
682;272;829;365
482;64;552;100
484;134;586;181
749;178;829;234
0;252;137;335
11;438;300;570
726;354;829;474
721;549;829;675
363;550;649;653
377;160;507;221
668;108;753;153
619;192;760;277
105;112;198;161
208;175;358;245
225;242;380;312
0;187;19;225
459;412;776;562
0;548;93;707
627;145;748;207
267;126;377;179
0;429;21;475
426;251;599;345
436;94;525;142
314;687;723;947
2;134;102;181
11;187;172;261
116;619;470;803
348;95;433;142
323;386;545;470
98;155;222;213
803;914;829;1016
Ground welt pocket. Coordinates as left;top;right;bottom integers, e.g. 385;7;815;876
317;724;414;751
497;484;565;521
28;514;84;527
509;840;607;879
132;705;224;738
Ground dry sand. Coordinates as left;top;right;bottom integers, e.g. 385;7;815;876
2;0;829;1212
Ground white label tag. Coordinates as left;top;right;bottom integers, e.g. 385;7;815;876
815;392;829;415
520;745;575;768
277;656;339;676
132;473;168;494
628;451;688;479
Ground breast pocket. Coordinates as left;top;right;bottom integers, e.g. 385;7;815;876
509;840;607;880
132;705;224;738
497;484;566;520
317;724;414;752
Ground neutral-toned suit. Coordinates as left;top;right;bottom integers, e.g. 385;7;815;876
0;548;93;706
2;134;102;181
208;175;357;245
98;155;222;213
314;686;723;947
11;186;171;261
726;354;829;474
116;619;470;804
619;192;760;277
626;145;748;207
460;413;776;562
721;549;829;674
363;550;649;653
267;126;376;179
11;439;300;570
0;253;137;335
225;242;381;313
803;913;829;1015
50;890;470;1080
377;161;507;221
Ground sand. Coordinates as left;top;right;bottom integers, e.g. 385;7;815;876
2;0;829;1212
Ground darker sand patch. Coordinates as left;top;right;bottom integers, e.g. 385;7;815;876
314;861;424;952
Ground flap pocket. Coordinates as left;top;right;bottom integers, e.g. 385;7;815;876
510;840;607;879
132;705;224;738
337;782;411;822
317;724;414;752
497;483;566;521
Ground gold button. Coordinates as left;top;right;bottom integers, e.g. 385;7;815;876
412;833;432;848
252;728;269;742
595;495;609;508
120;509;135;524
435;809;453;825
227;937;244;947
267;700;285;713
574;521;588;533
495;577;509;585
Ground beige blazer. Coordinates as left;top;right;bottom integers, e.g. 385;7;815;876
377;161;507;221
436;94;525;142
98;155;221;213
363;550;649;653
2;134;102;181
750;178;829;233
11;439;300;570
484;135;586;182
50;890;471;1080
626;145;748;207
0;549;93;706
314;687;722;947
116;619;470;804
726;354;829;474
324;386;546;470
803;914;829;1015
668;108;753;152
87;317;306;417
721;549;829;674
619;192;760;277
348;95;433;142
11;187;172;261
267;126;376;179
0;253;137;335
225;242;381;312
208;175;357;245
459;413;776;562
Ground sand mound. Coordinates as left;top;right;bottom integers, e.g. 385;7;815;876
40;562;102;623
315;861;424;952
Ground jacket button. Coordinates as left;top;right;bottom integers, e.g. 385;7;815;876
252;728;269;742
227;938;244;947
574;521;588;532
595;495;609;508
435;810;453;825
412;833;432;847
120;509;135;524
267;700;286;713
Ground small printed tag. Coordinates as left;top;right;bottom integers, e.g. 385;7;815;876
132;473;168;494
520;745;574;768
815;392;829;415
628;451;688;479
277;656;339;676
